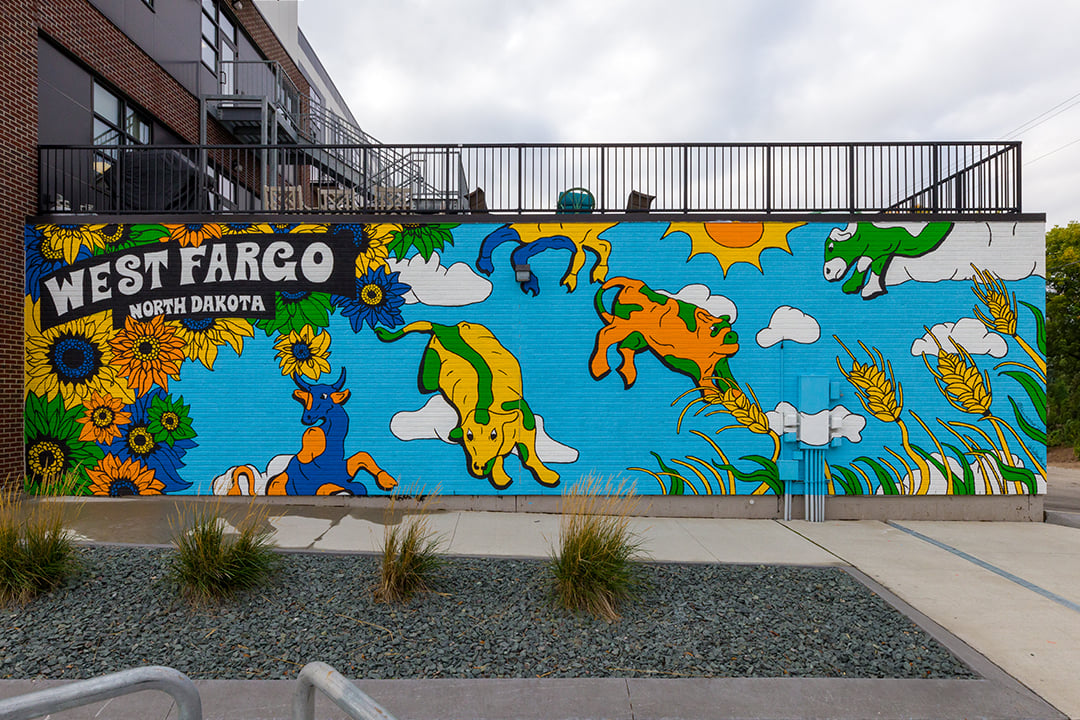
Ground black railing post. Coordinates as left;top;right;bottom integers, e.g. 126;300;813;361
517;145;523;214
765;145;772;214
931;144;940;213
1014;142;1022;213
847;144;856;214
682;146;689;213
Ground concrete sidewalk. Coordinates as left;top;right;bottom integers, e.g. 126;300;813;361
4;480;1080;719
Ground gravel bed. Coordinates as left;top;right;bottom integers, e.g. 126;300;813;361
0;546;976;681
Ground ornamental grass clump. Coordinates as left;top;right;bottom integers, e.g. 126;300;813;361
549;476;645;622
0;474;81;606
169;501;279;605
374;492;444;604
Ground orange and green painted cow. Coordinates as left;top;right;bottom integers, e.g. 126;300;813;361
590;276;740;396
377;320;560;490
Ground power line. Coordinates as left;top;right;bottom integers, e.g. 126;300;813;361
1002;90;1080;139
1024;136;1080;165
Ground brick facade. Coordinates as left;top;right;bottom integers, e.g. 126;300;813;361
2;0;318;483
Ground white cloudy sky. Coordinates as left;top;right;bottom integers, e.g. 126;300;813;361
298;0;1079;228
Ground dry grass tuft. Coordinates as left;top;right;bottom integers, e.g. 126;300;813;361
0;473;82;606
549;476;645;621
374;491;444;604
168;500;279;605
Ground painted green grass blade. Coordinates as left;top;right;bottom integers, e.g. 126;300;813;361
999;369;1046;423
941;443;976;495
650;452;685;495
830;465;863;495
714;455;782;495
854;456;899;495
1019;301;1046;356
910;444;955;491
973;450;1038;495
1007;396;1047;445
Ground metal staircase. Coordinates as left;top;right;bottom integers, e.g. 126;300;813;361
203;60;463;212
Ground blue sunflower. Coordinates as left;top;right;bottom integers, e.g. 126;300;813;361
333;266;410;332
109;389;195;493
25;225;90;301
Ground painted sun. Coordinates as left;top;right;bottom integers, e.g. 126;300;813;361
661;222;805;275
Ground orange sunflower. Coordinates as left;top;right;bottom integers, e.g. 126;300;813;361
87;454;165;496
110;315;186;395
76;393;132;444
163;223;222;248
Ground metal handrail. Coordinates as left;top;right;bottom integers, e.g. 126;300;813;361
0;666;203;720
37;140;1023;216
293;662;398;720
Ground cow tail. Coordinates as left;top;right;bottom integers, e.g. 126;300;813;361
375;321;435;343
594;276;633;322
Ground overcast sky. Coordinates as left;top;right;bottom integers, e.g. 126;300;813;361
298;0;1079;227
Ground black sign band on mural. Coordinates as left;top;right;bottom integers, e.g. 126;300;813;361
37;234;356;331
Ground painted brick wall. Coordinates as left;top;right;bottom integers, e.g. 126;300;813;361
21;219;1048;499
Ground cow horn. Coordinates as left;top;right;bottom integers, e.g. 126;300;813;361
292;373;312;393
332;367;347;391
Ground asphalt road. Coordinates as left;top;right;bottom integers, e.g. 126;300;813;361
1047;464;1080;513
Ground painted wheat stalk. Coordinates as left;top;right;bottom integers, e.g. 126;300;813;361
971;265;1045;377
703;383;780;462
922;331;1019;473
835;336;930;494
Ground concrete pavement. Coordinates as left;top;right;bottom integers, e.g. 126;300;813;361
2;470;1079;719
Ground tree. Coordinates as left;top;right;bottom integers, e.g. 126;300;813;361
1046;221;1080;449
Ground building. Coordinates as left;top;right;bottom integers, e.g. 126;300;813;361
6;2;1047;519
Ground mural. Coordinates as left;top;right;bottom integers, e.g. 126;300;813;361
23;219;1046;497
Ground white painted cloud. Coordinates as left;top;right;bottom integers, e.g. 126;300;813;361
756;306;821;348
766;401;865;446
212;454;292;496
885;222;1045;285
910;318;1008;358
881;453;1041;495
656;284;737;322
390;395;578;463
387;251;492;306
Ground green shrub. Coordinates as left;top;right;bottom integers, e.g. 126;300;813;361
549;476;645;621
374;494;443;603
169;501;279;604
0;475;81;606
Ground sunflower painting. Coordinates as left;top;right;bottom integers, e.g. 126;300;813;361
109;315;186;396
334;265;409;332
273;325;331;380
25;298;135;408
87;454;165;497
173;316;254;370
76;392;132;444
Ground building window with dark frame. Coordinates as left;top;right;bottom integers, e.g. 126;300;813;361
93;81;151;148
202;0;237;77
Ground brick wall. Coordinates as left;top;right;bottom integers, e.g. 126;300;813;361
0;2;39;481
3;0;322;483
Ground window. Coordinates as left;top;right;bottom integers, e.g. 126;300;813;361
93;81;151;148
201;0;237;74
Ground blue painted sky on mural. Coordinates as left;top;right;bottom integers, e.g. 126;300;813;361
178;222;1045;496
294;0;1079;229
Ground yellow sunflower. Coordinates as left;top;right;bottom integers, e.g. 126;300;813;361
76;393;132;444
109;315;186;396
25;298;135;408
355;223;395;275
219;222;274;235
41;224;106;264
163;223;222;248
273;325;331;380
87;454;165;496
172;317;255;370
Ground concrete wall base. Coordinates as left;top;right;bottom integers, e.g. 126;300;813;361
182;492;1045;521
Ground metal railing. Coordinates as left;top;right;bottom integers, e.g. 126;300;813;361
0;663;397;720
294;662;398;720
0;666;202;720
38;141;1022;216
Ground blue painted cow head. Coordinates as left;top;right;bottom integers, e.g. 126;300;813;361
292;368;350;427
